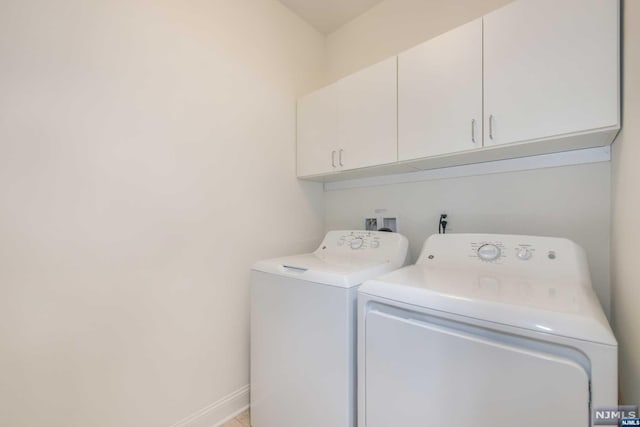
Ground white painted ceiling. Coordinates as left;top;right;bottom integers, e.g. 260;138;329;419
278;0;385;34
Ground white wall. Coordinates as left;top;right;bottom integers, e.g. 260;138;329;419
611;0;640;406
323;0;612;316
0;1;325;426
326;0;513;81
325;163;612;314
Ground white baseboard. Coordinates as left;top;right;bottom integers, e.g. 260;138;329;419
171;385;250;427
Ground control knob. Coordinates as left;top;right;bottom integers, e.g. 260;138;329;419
517;247;532;260
478;244;501;261
350;238;364;249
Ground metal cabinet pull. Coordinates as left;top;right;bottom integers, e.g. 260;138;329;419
471;119;476;144
331;150;336;168
339;149;344;167
489;115;495;140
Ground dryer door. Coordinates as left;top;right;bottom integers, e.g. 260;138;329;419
363;308;590;427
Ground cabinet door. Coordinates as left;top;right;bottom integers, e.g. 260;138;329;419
398;18;483;161
337;57;398;171
484;0;620;146
297;83;339;177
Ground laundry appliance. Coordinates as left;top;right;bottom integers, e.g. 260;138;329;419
358;234;617;427
251;230;409;427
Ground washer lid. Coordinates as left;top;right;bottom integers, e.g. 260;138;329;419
252;253;400;288
360;264;616;345
252;230;409;288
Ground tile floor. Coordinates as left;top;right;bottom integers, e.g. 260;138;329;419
221;409;250;427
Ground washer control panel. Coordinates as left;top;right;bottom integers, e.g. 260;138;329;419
336;231;383;250
317;230;409;266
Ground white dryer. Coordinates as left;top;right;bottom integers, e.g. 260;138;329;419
358;234;617;427
251;230;408;427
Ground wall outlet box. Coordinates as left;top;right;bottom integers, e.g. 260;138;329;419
364;216;399;232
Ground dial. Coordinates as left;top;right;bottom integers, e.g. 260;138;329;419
516;247;532;260
350;238;364;249
478;244;501;261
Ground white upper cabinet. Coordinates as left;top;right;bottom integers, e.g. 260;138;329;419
398;18;483;161
337;57;398;171
297;83;339;177
483;0;620;146
296;0;620;181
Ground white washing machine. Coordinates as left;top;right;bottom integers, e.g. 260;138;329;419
251;230;408;427
358;234;617;427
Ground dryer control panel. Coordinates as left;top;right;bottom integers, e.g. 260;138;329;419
470;240;538;263
416;234;588;283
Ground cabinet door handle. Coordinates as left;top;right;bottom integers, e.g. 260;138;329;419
339;149;344;167
489;115;495;140
471;119;476;144
331;150;336;168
